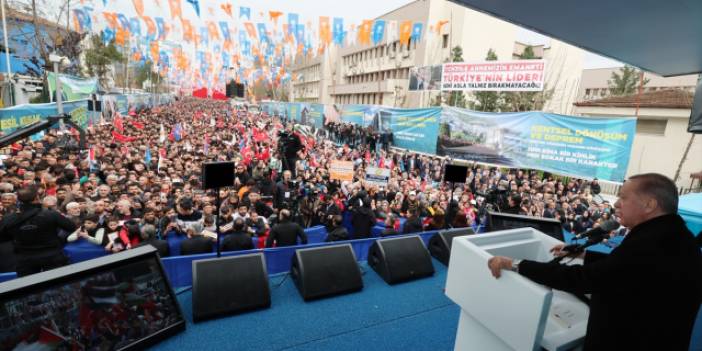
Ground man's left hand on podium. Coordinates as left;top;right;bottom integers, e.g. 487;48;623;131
488;256;514;278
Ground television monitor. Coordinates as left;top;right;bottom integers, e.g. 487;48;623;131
0;245;185;351
444;164;469;183
487;211;564;241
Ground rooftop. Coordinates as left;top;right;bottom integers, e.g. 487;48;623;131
573;89;694;109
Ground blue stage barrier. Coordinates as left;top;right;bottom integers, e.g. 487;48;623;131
64;239;108;263
0;272;16;283
679;193;702;235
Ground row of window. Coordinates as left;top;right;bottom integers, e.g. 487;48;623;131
346;68;411;84
342;38;419;66
334;93;385;105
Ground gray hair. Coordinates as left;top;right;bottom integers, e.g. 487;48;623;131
628;173;678;214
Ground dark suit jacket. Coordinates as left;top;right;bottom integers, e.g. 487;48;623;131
518;214;702;350
266;221;307;247
222;232;255;252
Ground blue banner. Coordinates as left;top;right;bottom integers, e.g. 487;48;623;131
340;104;381;127
309;103;325;129
439;107;636;182
384;107;441;154
0;100;89;133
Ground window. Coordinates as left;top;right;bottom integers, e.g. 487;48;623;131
442;34;449;49
636;119;667;136
585;89;591;96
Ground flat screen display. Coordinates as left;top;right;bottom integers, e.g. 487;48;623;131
0;246;184;350
487;211;564;241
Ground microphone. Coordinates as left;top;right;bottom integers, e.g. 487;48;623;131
561;220;621;255
574;220;620;239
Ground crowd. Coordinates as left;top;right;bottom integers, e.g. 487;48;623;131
0;97;616;275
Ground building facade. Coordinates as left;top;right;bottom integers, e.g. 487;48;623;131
577;68;699;102
290;0;517;108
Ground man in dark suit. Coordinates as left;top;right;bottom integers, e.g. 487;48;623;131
266;209;307;247
0;186;76;277
222;218;255;252
488;173;702;350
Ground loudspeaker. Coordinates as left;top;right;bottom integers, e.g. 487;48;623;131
689;79;702;133
235;83;245;98
226;80;235;98
429;228;475;266
192;253;271;322
444;164;469;183
291;244;363;301
202;161;235;189
87;100;102;112
368;235;434;284
487;211;564;241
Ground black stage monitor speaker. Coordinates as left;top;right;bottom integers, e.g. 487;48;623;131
192;253;271;322
444;164;469;183
87;100;102;112
291;244;363;301
368;235;435;285
487;211;564;241
202;161;235;189
689;78;702;133
235;83;246;98
429;227;475;266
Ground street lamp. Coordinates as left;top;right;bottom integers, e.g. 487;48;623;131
49;53;70;131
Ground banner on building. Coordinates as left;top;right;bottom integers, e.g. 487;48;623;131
329;160;354;181
340;104;381;127
385;107;441;154
365;166;391;187
409;65;442;91
438;107;636;182
47;72;99;101
441;60;546;91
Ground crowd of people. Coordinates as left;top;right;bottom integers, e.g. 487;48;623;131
0;97;615;275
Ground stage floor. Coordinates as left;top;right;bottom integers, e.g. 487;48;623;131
153;259;460;351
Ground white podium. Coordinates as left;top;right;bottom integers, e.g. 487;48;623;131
445;228;589;351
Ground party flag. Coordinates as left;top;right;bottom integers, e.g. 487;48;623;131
358;20;372;45
288;13;299;37
386;20;398;43
319;16;331;45
221;3;232;17
332;17;345;45
411;22;423;42
143;16;157;40
244;22;257;40
399;20;412;46
132;0;144;17
186;0;200;17
372;20;386;45
240;7;250;20
269;11;283;26
168;0;182;20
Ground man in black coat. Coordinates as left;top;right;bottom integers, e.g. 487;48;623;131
489;173;702;350
351;197;375;239
266;209;307;247
325;215;349;242
222;218;254;252
0;186;76;277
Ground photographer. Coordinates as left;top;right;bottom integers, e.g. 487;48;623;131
278;124;303;176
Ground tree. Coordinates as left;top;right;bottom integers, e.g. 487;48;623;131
84;34;123;89
470;49;504;112
448;46;467;107
608;65;650;96
502;45;552;111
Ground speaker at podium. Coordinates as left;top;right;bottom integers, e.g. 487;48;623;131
445;228;589;351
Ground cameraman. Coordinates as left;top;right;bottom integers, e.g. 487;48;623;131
0;185;77;277
278;124;303;176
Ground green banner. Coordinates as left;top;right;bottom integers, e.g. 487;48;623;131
47;72;98;101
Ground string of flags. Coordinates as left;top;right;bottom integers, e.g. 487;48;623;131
71;1;449;94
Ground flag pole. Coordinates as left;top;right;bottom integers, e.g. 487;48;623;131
1;0;13;106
